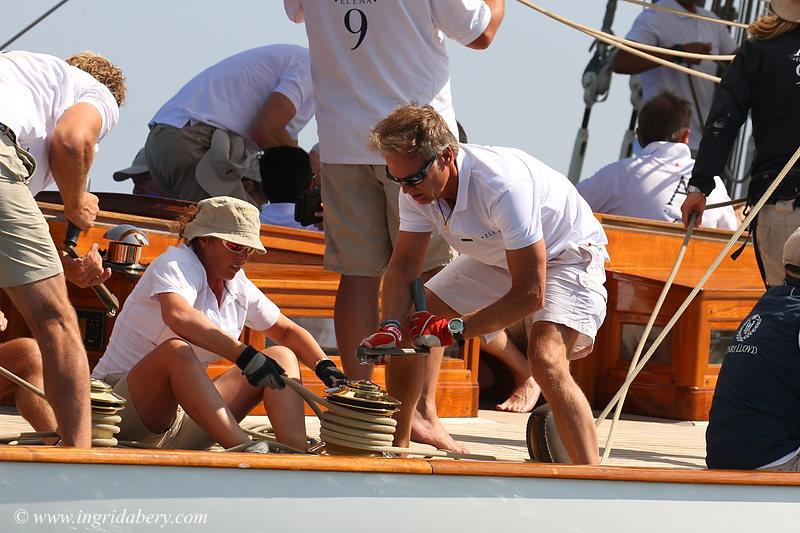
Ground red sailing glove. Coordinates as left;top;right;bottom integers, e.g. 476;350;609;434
408;311;453;348
360;319;403;349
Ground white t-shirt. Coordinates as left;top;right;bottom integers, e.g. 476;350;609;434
149;45;314;149
399;144;608;269
625;0;737;150
284;1;491;164
577;141;738;230
92;244;281;378
260;202;320;231
0;51;119;195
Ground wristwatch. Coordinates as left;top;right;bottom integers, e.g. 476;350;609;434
686;185;706;196
447;317;466;346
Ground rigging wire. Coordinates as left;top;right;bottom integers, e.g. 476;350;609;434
0;0;71;51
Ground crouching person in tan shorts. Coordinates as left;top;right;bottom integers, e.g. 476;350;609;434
360;105;610;464
91;197;347;451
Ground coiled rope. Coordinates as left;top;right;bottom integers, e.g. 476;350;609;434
0;365;122;447
281;378;496;460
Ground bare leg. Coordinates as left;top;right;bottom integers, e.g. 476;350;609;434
334;275;380;380
527;321;598;464
218;346;307;451
0;338;57;432
483;330;541;413
125;339;250;449
386;355;425;448
410;346;469;453
406;287;468;452
5;276;91;447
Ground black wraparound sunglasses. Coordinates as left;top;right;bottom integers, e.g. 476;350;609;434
385;155;437;186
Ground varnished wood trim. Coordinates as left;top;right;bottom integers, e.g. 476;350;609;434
1;447;799;487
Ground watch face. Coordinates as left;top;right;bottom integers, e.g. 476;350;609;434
448;318;464;334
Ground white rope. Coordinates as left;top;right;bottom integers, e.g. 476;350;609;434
621;0;750;29
516;0;723;83
598;214;695;464
596;142;800;426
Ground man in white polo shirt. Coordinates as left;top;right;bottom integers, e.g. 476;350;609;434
285;0;504;453
612;0;737;152
578;91;738;229
0;50;124;447
146;45;314;204
361;105;609;464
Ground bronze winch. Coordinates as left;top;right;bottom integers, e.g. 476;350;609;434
102;224;150;274
324;380;400;415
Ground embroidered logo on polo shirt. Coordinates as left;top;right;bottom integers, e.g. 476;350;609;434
736;314;761;342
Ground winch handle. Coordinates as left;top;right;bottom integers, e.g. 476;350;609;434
63;220;119;318
411;277;427;312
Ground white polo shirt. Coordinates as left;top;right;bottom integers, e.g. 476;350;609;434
399;144;608;269
149;45;314;149
92;244;280;378
577;141;738;229
625;0;737;150
284;0;490;164
0;51;119;195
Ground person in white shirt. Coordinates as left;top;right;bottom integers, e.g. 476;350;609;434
359;105;609;464
145;45;314;204
285;0;505;454
92;197;347;451
0;50;125;447
578;91;738;229
612;0;738;152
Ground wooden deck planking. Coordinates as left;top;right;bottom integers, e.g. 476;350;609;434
0;407;707;469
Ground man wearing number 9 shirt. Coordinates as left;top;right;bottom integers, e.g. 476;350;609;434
284;0;504;454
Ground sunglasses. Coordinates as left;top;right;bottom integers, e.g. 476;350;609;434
385;155;437;186
222;239;256;256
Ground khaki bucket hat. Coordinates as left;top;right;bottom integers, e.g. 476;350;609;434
183;196;266;254
772;0;800;22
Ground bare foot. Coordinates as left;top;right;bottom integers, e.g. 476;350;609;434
496;377;541;413
411;409;469;454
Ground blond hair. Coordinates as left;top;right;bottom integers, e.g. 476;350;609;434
748;13;799;40
368;104;458;159
66;51;127;107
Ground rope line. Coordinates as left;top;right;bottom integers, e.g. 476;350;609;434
515;0;723;83
620;0;750;28
596;142;800;427
599;213;696;464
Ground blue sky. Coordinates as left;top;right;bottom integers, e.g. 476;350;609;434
1;0;639;193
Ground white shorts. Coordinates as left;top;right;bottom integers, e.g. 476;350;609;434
426;244;608;359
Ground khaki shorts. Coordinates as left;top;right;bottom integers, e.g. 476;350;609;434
0;132;62;288
105;372;215;450
426;244;609;359
145;122;219;202
756;201;800;287
320;163;455;276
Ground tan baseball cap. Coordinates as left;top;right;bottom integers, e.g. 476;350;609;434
772;0;800;22
183;196;266;254
195;128;260;200
782;227;800;275
113;147;148;181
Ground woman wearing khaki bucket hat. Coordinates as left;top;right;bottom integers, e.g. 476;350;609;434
682;0;800;288
91;196;347;451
